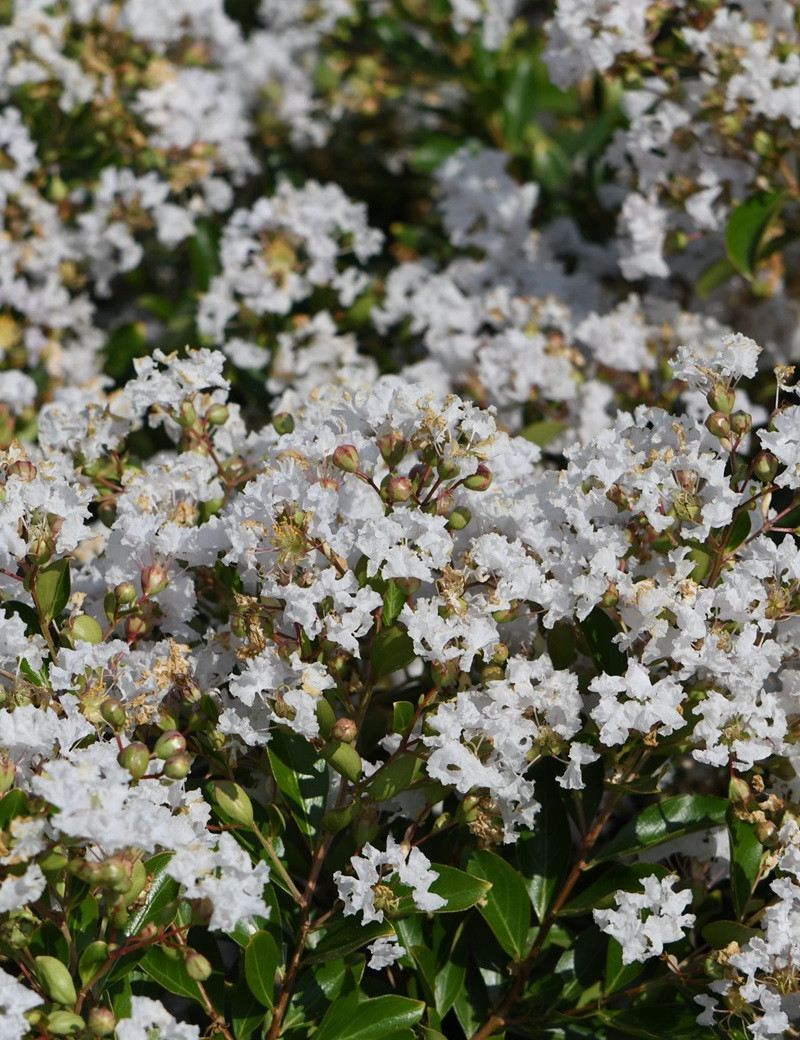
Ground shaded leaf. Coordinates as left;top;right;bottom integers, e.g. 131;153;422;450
35;558;71;622
518;764;571;921
245;930;279;1008
268;730;328;843
139;947;205;1005
725;191;784;278
314;993;424;1040
580;607;626;677
728;811;763;919
370;625;415;677
561;864;669;916
467;849;531;959
593;795;728;862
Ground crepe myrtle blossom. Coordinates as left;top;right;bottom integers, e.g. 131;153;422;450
0;969;42;1040
334;836;446;927
594;874;695;965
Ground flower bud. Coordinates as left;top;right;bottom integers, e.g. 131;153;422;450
185;951;213;981
87;1007;116;1037
101;857;134;892
433;491;454;516
205;404;229;426
7;459;37;481
314;697;336;740
63;614;104;648
463;464;492;492
118;742;151;780
381;476;414;504
319;740;362;783
705;412;731;439
115;582;138;606
35;956;77;1006
753;451;778;483
729;410;751;436
322;800;361;833
394;576;421;596
154;730;186;760
377;431;407;469
332;444;360;473
162;753;191;780
437;459;460;480
272;412;295;435
141;564;169;597
136;922;159;942
331;717;358;744
45;1011;85;1035
431;658;459;687
122;858;147;906
755;820;778;847
211;780;255;827
0;752;15;793
125;614;148;642
175;399;197;427
446;505;472;531
728;776;750;804
706;385;735;415
409;463;433;490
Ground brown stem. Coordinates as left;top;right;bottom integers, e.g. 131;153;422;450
470;751;649;1040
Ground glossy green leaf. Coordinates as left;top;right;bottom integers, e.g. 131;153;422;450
268;730;328;842
139;946;205;1005
561;864;669;916
78;941;109;987
0;790;28;828
304;918;395;965
593;795;729;862
382;581;408;626
702;920;762;949
725;191;784;278
467;849;531;958
230;972;266;1040
244;930;279;1008
289;959;349;1026
392;701;414;735
434;937;466;1017
120;852;179;940
35;558;71;622
604;937;644;994
518;765;571;921
314;993;425;1040
580;607;627;677
415;865;491;915
370;625;416;677
728;811;763;920
695;255;737;299
365;754;421;802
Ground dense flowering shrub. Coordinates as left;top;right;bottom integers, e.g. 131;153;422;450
3;2;800;1040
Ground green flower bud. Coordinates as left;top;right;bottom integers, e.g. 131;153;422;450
437;459;461;480
123;857;147;906
463;464;492;491
185;951;213;981
205;404;229;426
729;410;752;436
162;753;191;780
0;752;15;793
319;740;362;783
377;431;407;469
272;412;295;435
314;697;336;740
332;444;360;473
706;385;736;415
321;800;360;833
87;1007;116;1037
381;475;414;504
118;742;151;780
100;698;126;730
62;614;104;647
431;658;459;687
45;1011;85;1035
331;717;358;744
175;399;197;427
7;460;37;481
115;582;138;606
211;780;255;827
35;956;77;1006
754;451;778;483
125;614;148;642
446;505;472;531
141;564;169;597
154;730;186;760
705;412;731;439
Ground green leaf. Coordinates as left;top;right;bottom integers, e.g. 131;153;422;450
604;937;644;994
580;607;626;676
304;918;395;965
421;865;491;914
695;256;737;300
102;321;148;380
0;790;28;828
35;558;71;622
702;920;761;949
230;972;267;1040
289;959;349;1026
725;191;785;279
78;941;109;987
434;936;466;1017
556;926;605;1004
593;795;729;862
727;811;763;919
561;864;669;916
188;219;220;292
267;730;329;843
139;947;205;1005
467;850;531;958
517;765;571;921
392;701;414;735
370;625;416;677
725;509;752;554
314;993;425;1040
382;581;408;626
365;754;421;802
521;420;567;449
119;852;179;940
244;930;279;1008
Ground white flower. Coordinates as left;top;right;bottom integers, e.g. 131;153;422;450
594;874;695;964
116;996;201;1040
334;836;445;924
0;968;42;1040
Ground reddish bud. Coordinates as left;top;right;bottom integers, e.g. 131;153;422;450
100;698;126;730
729;410;752;436
706;385;736;415
87;1007;116;1037
332;444;360;473
705;412;731;439
377;431;407;469
331;717;358;744
141;565;168;597
118;742;151;780
162;753;191;780
272;412;295;435
154;730;186;760
7;460;37;481
381;476;414;504
463;464;493;492
185;951;212;981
